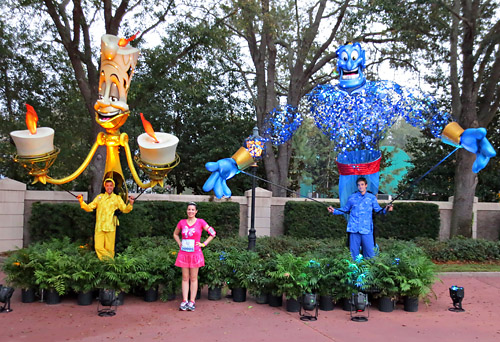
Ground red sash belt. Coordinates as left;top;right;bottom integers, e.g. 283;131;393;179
336;157;381;176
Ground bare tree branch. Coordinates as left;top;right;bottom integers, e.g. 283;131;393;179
136;0;176;43
478;47;500;126
303;0;350;81
473;19;500;64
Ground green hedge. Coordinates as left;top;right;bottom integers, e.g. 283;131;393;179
414;236;500;262
29;201;240;249
374;202;440;240
283;202;346;240
284;201;440;240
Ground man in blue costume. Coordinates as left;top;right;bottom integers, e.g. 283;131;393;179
328;177;392;259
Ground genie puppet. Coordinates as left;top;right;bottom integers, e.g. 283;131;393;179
203;42;495;200
308;42;495;204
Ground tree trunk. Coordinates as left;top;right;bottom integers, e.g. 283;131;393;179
450;149;477;237
449;0;478;238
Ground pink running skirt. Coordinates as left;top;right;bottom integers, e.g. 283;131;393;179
175;250;205;268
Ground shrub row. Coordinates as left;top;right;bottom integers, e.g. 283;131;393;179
2;236;436;301
284;202;440;240
29;201;240;250
414;236;500;262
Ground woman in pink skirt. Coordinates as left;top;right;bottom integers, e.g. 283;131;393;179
173;202;216;311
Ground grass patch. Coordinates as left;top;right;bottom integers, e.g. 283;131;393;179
434;261;500;272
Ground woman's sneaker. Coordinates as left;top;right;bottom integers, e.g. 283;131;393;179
187;301;196;311
179;301;189;311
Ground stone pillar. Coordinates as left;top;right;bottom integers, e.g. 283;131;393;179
472;196;478;239
0;178;26;252
245;187;272;237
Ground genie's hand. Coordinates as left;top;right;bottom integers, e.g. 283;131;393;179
461;128;496;173
202;158;239;198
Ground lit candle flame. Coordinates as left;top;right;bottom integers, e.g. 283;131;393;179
118;31;140;47
25;103;38;135
140;113;159;143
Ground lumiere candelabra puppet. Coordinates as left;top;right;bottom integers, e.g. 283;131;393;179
202;42;496;206
10;34;179;259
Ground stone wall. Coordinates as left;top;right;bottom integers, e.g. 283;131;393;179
0;179;26;252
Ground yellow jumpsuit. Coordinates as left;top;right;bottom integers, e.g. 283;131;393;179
80;193;133;260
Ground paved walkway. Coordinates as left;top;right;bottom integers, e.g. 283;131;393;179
1;272;500;342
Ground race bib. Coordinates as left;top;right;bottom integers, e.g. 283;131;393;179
181;239;195;252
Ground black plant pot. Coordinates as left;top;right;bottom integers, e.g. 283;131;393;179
207;287;222;301
45;289;60;305
403;296;419;312
116;291;125;305
144;287;158;302
268;294;283;307
77;291;93;306
255;293;269;304
232;287;247;302
342;297;353;311
319;295;334;311
21;288;36;303
286;298;301;312
378;296;395;312
166;292;176;301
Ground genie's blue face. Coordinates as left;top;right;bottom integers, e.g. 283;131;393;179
336;43;366;91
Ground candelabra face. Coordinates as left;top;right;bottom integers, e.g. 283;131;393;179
336;42;366;91
94;35;139;131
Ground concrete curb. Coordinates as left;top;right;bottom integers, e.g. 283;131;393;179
438;271;500;277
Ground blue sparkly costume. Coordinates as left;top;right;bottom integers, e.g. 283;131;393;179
333;191;388;259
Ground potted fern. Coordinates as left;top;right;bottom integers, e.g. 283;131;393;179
314;256;345;311
96;254;144;305
369;253;400;312
2;247;38;303
69;248;100;305
268;253;310;312
396;250;437;312
132;247;174;302
31;248;73;304
247;255;273;304
200;249;229;300
339;254;374;311
225;249;257;302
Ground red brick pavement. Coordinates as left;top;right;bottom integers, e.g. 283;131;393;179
1;272;499;342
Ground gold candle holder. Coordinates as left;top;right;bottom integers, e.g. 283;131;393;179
13;148;60;184
134;153;180;187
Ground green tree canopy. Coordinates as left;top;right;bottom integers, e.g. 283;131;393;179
128;22;257;195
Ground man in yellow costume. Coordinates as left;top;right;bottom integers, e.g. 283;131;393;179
77;179;134;260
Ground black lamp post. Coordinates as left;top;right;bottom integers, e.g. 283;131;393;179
244;126;266;251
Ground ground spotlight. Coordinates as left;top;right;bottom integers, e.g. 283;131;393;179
97;289;118;317
299;293;318;321
350;292;370;322
0;284;15;313
449;285;465;312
